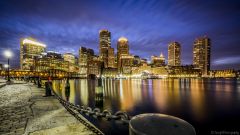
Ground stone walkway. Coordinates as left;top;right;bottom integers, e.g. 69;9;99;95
0;81;100;135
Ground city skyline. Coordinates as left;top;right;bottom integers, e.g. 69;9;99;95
0;0;240;69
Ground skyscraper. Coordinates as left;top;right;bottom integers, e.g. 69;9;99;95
99;30;111;68
108;47;115;68
193;36;211;76
168;42;181;66
20;38;46;70
117;37;129;72
79;47;94;75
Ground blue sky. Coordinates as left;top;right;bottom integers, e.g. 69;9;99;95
0;0;240;69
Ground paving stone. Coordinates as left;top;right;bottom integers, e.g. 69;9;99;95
0;80;100;135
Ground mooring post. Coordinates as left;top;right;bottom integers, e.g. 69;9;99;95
44;81;52;97
129;113;196;135
37;77;42;88
65;78;70;101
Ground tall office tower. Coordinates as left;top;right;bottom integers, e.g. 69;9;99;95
117;37;129;72
99;30;111;68
168;42;181;66
108;47;115;68
63;53;76;64
193;36;211;76
79;47;95;75
20;38;46;70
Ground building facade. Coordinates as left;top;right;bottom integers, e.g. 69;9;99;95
63;53;76;64
168;65;201;78
20;38;46;70
108;47;115;68
151;53;165;67
79;47;101;76
193;36;211;76
99;30;111;68
168;42;181;66
117;37;129;73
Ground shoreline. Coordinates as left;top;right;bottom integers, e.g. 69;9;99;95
0;80;102;135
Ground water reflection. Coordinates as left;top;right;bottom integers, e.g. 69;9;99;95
52;78;240;135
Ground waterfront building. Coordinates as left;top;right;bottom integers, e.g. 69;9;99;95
117;37;129;73
193;36;211;76
45;51;62;59
79;47;95;75
99;30;111;68
140;59;148;66
167;65;201;78
20;38;46;70
151;53;165;67
63;53;76;64
108;47;115;68
36;57;69;72
209;69;236;78
133;55;141;67
102;68;118;78
35;51;80;73
119;55;134;75
87;56;102;77
79;46;102;77
168;42;181;66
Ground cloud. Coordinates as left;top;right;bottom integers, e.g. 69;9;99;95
0;0;240;69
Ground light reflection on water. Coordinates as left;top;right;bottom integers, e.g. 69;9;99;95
52;78;240;135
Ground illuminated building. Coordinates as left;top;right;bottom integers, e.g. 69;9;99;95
87;56;102;76
20;38;46;70
133;55;141;67
99;30;111;68
193;36;211;76
119;55;134;74
102;68;118;78
132;65;168;78
108;47;115;68
63;53;76;64
36;51;69;72
209;69;236;78
140;59;148;66
79;47;101;76
167;65;201;78
151;53;165;67
168;42;181;66
79;47;94;75
117;37;129;73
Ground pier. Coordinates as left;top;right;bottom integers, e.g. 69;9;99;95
0;78;101;135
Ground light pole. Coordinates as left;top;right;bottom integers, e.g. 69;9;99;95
4;64;9;80
4;50;13;82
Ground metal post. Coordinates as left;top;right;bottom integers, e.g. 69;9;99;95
65;78;70;101
129;113;196;135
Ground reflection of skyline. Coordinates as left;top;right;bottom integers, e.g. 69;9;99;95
52;79;239;122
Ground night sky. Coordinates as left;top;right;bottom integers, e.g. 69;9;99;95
0;0;240;69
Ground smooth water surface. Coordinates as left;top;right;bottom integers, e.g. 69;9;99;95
52;78;240;135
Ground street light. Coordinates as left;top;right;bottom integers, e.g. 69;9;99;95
4;50;13;82
3;64;9;80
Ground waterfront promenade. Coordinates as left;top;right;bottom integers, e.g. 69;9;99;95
0;79;99;135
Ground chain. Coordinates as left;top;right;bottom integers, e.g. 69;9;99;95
46;83;131;134
53;89;130;124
